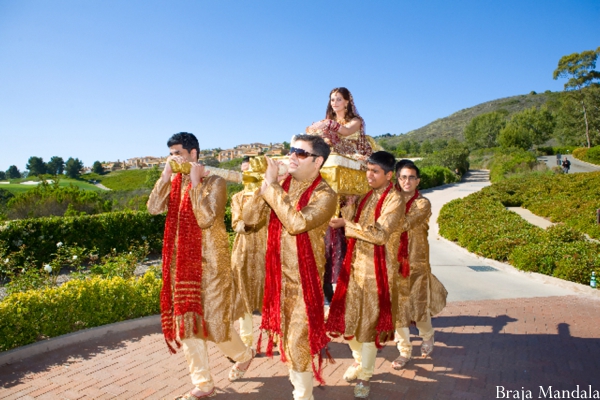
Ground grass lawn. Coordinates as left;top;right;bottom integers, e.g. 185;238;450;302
82;169;149;191
0;179;102;194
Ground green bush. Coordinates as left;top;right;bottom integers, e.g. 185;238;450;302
536;146;577;156
6;181;111;219
0;271;161;352
0;211;165;270
572;147;588;161
438;173;600;285
585;146;600;165
488;148;541;182
418;140;470;174
419;166;460;189
439;191;544;261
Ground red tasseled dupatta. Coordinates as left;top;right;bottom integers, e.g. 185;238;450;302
160;173;207;353
258;175;330;384
397;189;419;278
326;182;395;348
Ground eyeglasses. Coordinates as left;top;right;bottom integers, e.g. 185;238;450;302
398;175;418;182
288;147;319;160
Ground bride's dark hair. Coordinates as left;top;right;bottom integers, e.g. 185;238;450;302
325;87;364;133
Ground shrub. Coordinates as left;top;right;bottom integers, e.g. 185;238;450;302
438;173;600;285
6;181;111;219
585;146;600;165
509;235;597;277
536;146;578;156
0;211;165;270
419;141;470;174
0;271;161;352
419;166;460;189
572;147;588;161
488;148;540;182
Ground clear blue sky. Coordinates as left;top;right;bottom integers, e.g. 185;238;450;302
1;0;598;171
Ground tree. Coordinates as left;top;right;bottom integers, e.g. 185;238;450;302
553;47;600;147
144;166;161;188
0;171;5;180
554;86;600;147
26;156;47;176
420;140;470;174
46;156;65;175
6;165;21;179
64;158;84;179
282;141;291;152
432;138;448;152
379;139;397;152
464;112;506;150
411;140;421;155
498;106;555;150
421;140;433;154
202;157;220;167
92;161;104;175
398;140;413;155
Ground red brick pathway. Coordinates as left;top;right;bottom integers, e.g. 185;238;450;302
1;295;599;399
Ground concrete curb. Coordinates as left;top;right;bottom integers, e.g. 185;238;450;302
436;235;600;299
0;314;160;367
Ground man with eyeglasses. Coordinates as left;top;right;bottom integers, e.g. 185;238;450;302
391;161;447;371
241;134;337;400
326;151;404;399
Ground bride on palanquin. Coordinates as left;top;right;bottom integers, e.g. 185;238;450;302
305;87;381;305
306;87;380;161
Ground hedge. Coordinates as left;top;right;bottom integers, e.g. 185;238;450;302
438;173;600;285
0;211;166;268
419;166;461;189
0;271;161;352
573;146;600;166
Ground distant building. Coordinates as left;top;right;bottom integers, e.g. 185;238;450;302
94;142;285;171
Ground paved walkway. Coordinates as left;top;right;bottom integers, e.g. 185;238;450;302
1;171;600;400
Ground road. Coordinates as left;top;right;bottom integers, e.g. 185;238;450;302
538;154;600;173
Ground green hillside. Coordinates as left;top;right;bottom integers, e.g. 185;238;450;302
378;91;556;146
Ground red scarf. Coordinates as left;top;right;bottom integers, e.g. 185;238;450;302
258;175;330;384
160;173;207;354
397;189;420;278
326;182;395;348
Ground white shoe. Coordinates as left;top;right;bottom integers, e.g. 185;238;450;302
343;362;361;382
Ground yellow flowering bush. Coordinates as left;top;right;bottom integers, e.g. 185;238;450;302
0;271;161;352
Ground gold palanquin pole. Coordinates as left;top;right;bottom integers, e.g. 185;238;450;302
243;154;369;214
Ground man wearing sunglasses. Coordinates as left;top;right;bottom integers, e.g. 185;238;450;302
242;134;337;400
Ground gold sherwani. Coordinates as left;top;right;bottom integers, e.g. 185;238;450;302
230;190;268;319
147;174;233;343
242;177;337;372
393;194;447;328
341;186;404;342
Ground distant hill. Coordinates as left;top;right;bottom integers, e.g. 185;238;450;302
377;91;556;146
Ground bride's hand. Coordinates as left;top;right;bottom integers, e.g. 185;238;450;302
310;120;328;130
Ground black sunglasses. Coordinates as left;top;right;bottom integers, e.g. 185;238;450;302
287;147;319;160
